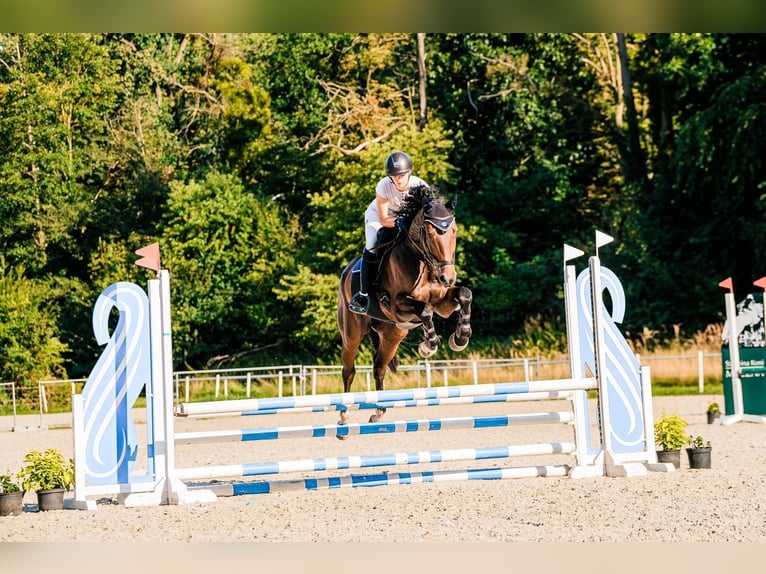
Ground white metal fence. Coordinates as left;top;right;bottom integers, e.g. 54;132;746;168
171;357;562;401
0;352;723;431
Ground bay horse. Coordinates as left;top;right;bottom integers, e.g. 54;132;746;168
337;184;473;429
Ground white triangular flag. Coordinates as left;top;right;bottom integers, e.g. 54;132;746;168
595;230;614;248
563;244;585;262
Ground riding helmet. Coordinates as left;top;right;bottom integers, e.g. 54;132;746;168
385;151;413;176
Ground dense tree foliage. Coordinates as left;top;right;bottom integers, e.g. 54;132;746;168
1;33;764;388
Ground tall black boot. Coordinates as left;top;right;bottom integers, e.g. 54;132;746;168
349;249;377;314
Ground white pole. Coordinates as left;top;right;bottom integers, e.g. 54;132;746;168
590;254;612;455
38;381;45;428
725;290;744;417
157;272;174;497
11;382;17;431
698;350;704;394
563;259;594;469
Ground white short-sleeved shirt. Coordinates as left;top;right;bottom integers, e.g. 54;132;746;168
364;175;428;223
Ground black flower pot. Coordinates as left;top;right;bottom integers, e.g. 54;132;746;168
707;412;720;424
0;491;24;516
686;447;712;469
36;488;65;511
656;449;681;469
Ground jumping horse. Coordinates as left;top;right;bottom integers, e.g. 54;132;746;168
337;184;473;430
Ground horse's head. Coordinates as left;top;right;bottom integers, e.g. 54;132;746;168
402;186;458;288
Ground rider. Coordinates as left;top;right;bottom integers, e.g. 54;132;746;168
348;150;430;314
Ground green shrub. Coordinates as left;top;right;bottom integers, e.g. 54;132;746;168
17;448;75;492
0;473;21;493
687;435;711;449
654;413;689;451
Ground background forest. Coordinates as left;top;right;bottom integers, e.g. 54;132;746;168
1;33;765;391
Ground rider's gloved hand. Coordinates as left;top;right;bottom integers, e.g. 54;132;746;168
395;217;407;232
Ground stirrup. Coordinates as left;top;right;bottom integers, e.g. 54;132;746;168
348;292;369;314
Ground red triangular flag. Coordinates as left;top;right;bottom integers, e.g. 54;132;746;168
754;277;766;290
718;277;733;292
135;242;160;272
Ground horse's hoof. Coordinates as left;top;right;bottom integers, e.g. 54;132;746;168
418;341;438;357
336;421;348;440
449;333;469;352
369;407;386;423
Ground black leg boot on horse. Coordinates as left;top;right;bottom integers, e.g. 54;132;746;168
348;249;378;315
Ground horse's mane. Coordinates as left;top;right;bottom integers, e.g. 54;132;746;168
396;184;443;220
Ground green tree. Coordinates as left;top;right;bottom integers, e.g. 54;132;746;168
629;33;766;333
160;170;299;368
240;33;355;216
0;260;68;391
0;33;121;277
426;34;615;336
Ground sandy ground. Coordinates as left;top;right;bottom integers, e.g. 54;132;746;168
1;392;765;557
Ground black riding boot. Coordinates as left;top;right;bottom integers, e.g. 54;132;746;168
349;249;377;314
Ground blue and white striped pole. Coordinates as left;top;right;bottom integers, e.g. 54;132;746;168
192;464;573;496
178;390;578;418
174;441;575;481
175;411;574;444
176;378;596;417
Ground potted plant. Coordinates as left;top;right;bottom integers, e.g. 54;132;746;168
706;401;721;424
17;448;75;511
653;413;688;469
0;473;24;516
686;435;712;469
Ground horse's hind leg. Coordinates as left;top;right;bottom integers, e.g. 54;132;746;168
369;324;407;422
338;274;368;439
337;330;363;439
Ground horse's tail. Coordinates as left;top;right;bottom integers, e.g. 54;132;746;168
367;329;399;374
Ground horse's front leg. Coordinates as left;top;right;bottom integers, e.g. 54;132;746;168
448;286;473;351
417;304;440;358
431;286;473;352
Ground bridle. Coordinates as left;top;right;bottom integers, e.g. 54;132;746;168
409;209;455;278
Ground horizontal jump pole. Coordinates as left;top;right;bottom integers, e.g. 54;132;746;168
190;464;573;496
175;411;575;444
175;378;596;417
174;441;576;481
175;390;578;418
